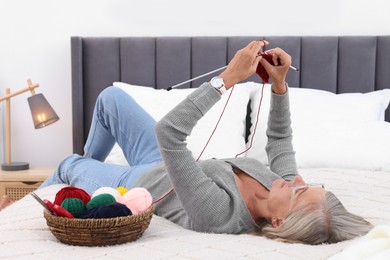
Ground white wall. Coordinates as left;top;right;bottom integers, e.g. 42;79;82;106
1;0;390;168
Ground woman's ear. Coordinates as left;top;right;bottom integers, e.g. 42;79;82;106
271;216;285;228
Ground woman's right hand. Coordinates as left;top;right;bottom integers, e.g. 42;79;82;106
260;48;291;94
219;40;267;90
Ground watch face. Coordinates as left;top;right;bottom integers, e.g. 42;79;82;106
212;77;223;88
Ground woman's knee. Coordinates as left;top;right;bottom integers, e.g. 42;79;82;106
97;86;132;105
56;154;84;181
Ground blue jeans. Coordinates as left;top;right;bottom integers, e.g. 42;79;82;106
40;87;162;194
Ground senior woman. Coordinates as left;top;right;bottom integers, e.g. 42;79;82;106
39;40;373;244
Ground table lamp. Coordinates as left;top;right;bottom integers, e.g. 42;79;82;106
0;79;59;171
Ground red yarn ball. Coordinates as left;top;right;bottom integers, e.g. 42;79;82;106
54;186;91;205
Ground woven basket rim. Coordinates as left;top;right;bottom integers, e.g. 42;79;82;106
44;205;154;229
44;205;154;246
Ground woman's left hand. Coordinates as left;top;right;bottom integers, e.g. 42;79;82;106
259;47;292;93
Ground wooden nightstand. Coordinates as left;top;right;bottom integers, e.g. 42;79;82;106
0;167;54;201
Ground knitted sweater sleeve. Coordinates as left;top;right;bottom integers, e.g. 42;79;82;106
154;83;235;232
265;87;298;181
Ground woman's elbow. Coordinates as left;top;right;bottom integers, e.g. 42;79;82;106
154;120;168;144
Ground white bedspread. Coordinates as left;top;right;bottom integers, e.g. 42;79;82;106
1;168;390;260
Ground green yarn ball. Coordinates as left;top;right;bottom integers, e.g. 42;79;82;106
61;198;86;218
86;193;116;210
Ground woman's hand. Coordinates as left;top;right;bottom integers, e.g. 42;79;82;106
219;40;268;90
259;47;291;94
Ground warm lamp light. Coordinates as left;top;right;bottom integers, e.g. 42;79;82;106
28;93;59;129
0;79;59;171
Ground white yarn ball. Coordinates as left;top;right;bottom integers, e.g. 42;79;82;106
92;187;121;201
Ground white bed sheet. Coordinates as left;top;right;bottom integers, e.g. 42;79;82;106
1;168;390;260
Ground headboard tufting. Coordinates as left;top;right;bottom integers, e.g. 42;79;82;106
71;36;390;154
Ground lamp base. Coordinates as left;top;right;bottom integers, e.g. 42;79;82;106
1;162;29;171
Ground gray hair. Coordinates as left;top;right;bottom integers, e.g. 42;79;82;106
259;191;373;244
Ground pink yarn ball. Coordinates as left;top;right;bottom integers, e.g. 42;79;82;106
118;187;152;214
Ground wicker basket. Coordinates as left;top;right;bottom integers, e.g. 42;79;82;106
43;206;154;246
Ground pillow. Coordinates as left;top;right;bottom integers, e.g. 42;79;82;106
293;120;390;171
244;82;390;171
105;82;258;165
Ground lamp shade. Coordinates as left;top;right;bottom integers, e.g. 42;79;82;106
28;93;59;129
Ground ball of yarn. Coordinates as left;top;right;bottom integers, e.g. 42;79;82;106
61;198;86;218
86;193;116;210
116;186;128;196
54;186;90;206
80;203;132;219
92;187;121;201
118;187;152;214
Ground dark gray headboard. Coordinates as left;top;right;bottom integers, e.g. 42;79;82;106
71;36;390;155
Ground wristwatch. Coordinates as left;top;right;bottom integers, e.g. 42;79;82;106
210;76;227;94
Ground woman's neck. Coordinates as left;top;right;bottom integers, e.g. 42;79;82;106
233;167;271;222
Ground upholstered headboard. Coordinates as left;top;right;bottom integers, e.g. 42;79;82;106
71;36;390;154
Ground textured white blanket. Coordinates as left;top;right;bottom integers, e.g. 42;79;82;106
330;225;390;259
1;168;390;259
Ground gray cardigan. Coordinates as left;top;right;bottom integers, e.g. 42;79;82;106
135;82;298;234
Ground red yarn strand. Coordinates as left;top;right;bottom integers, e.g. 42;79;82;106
153;86;236;205
195;86;235;162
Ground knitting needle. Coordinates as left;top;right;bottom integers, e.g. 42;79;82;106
167;66;227;90
167;63;299;90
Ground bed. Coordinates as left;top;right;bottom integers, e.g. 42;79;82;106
1;36;390;259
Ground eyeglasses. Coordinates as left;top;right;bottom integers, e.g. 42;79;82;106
288;183;325;215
